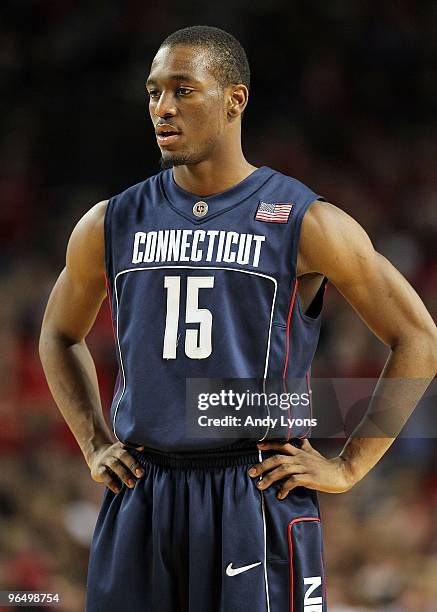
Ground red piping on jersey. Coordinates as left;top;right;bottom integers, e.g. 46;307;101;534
288;517;321;612
282;278;298;380
283;279;298;441
283;375;293;443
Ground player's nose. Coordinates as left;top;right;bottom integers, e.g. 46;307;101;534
153;91;177;118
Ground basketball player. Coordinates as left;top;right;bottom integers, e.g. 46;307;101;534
39;26;437;612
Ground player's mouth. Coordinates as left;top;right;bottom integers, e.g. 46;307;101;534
156;124;182;146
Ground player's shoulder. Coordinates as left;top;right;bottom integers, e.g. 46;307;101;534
69;199;108;252
297;197;374;277
66;200;108;278
266;168;353;228
302;198;358;235
268;167;368;254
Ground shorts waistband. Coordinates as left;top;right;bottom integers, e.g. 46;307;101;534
129;440;302;470
129;447;259;469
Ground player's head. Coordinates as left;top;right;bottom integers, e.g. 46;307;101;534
147;26;250;169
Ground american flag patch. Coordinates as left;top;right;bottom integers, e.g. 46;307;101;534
255;201;294;223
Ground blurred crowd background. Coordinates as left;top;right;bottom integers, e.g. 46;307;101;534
0;1;436;610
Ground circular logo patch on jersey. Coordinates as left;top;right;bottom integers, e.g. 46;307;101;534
193;201;208;218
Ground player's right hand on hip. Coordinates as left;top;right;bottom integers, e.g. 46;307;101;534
88;442;145;494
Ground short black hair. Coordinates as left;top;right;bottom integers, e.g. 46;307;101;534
160;25;250;91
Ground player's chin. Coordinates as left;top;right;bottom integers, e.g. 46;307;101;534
159;150;194;170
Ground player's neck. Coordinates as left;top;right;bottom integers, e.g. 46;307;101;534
172;150;257;198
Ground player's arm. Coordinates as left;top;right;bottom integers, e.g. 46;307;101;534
39;201;144;494
249;200;437;497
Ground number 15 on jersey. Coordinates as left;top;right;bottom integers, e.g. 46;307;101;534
163;275;215;360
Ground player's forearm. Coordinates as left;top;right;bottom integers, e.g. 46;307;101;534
339;333;437;485
39;332;114;464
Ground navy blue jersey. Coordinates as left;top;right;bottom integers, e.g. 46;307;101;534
104;166;327;451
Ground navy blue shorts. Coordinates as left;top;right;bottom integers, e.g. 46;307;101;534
86;447;327;612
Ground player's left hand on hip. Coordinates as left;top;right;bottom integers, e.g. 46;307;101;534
248;439;354;498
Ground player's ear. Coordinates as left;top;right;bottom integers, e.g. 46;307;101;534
227;84;248;120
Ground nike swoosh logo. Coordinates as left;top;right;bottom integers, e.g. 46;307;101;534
226;562;262;576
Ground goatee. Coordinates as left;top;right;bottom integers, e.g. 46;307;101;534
160;154;191;170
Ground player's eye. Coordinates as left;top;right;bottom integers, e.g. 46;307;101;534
176;87;193;96
148;90;160;99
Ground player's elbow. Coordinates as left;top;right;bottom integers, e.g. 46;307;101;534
39;319;69;367
393;326;437;376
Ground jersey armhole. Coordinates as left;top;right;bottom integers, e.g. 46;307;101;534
296;276;328;321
